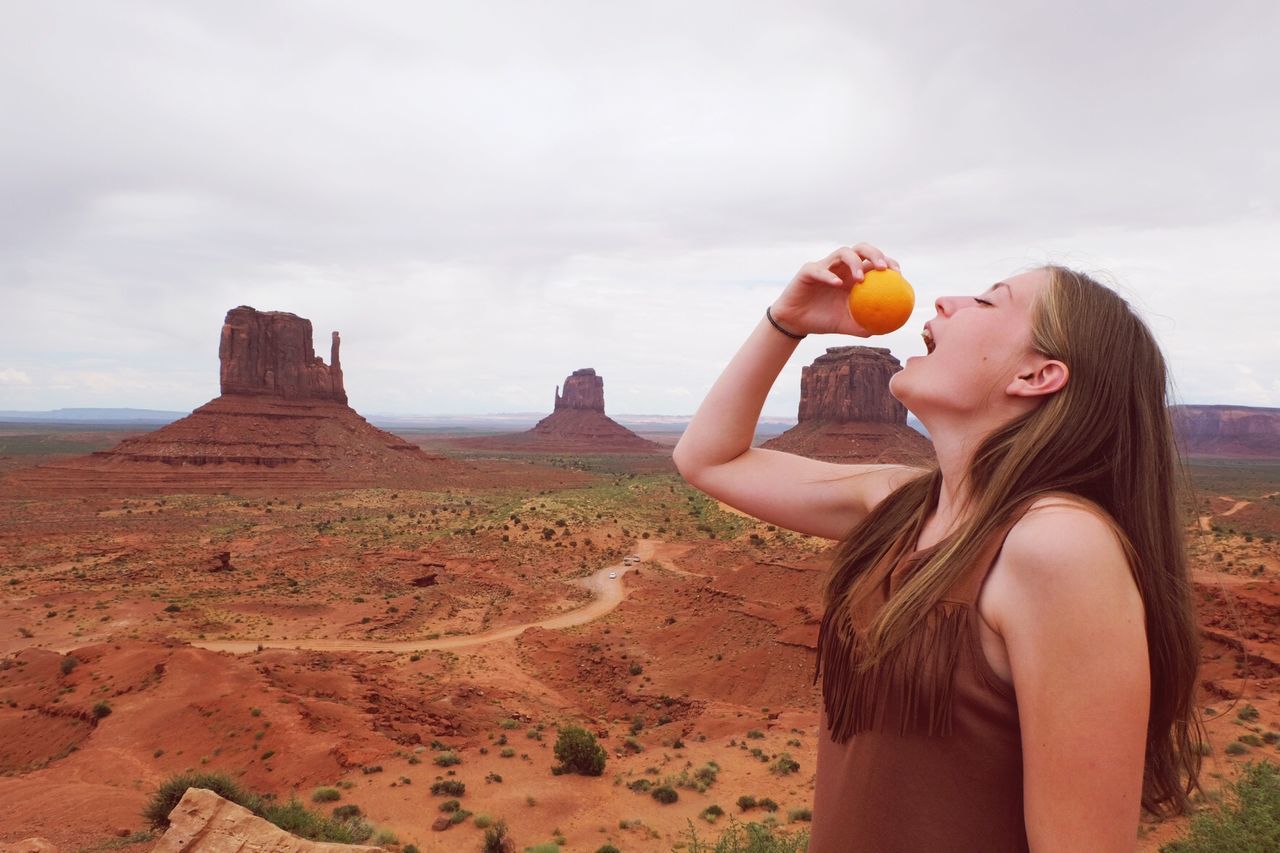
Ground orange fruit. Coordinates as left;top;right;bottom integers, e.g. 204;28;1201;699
847;268;915;335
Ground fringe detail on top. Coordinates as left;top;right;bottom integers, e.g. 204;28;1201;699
813;598;973;743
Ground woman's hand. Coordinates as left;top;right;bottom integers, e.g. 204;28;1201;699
771;243;901;337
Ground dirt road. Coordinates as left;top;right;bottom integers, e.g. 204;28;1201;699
189;539;666;654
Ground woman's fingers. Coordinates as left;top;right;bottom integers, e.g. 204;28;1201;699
815;243;896;284
852;242;890;269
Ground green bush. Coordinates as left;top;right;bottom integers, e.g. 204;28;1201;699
1237;704;1260;722
311;787;340;803
653;785;679;804
92;701;112;720
332;804;362;819
143;773;263;827
1160;760;1280;852
788;808;812;822
434;750;461;767
60;655;79;676
554;725;608;776
262;799;373;843
431;780;465;797
680;816;811;852
770;753;800;776
482;818;514;853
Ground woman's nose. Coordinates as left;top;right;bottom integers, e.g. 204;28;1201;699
934;295;962;317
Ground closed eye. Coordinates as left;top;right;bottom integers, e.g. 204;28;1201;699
973;297;994;306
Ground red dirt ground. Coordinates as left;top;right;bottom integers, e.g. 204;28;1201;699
0;446;1276;851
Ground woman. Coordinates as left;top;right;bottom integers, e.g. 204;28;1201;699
672;243;1204;852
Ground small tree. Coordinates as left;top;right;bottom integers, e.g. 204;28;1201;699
553;725;607;776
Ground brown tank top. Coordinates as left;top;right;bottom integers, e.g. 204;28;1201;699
808;501;1039;853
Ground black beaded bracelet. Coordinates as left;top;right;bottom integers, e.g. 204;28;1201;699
766;305;807;340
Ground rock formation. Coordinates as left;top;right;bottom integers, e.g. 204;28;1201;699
762;346;934;464
5;307;469;493
450;368;662;454
219;307;346;403
1172;405;1280;458
555;368;606;412
155;787;380;852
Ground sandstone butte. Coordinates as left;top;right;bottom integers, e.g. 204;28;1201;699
1171;404;1280;457
1;307;472;494
449;367;664;454
761;346;935;465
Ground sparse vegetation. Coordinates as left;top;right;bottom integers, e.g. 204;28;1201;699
1160;760;1280;851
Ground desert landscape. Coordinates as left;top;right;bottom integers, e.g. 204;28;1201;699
0;309;1277;853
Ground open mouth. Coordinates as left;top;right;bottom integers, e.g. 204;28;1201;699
922;328;935;354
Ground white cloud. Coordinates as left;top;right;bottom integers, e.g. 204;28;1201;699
0;368;32;386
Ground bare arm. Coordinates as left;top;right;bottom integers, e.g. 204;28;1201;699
673;243;923;541
991;502;1149;852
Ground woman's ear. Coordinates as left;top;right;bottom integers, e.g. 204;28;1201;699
1006;358;1068;398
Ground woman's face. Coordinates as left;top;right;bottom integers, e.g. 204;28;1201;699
889;268;1053;418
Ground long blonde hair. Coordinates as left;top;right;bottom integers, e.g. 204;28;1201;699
816;265;1205;817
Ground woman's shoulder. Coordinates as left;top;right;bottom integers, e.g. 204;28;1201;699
1000;492;1136;589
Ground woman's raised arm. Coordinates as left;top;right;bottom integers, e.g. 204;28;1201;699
672;243;922;541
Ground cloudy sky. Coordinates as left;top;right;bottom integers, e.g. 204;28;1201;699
2;0;1276;418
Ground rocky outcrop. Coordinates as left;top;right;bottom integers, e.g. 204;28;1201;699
219;307;346;403
798;346;907;424
555;368;605;412
4;308;469;494
450;368;663;454
154;787;380;852
1172;405;1280;457
763;346;934;464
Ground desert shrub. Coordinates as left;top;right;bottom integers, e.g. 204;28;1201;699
758;798;779;812
788;808;812;822
652;785;679;804
143;772;263;827
262;798;373;843
434;750;461;767
596;846;621;853
431;779;465;797
403;846;420;853
746;730;765;739
332;804;362;819
1237;704;1260;722
440;799;461;812
702;804;726;822
482;818;515;853
629;662;643;676
1160;759;1280;852
60;655;79;675
311;787;340;803
500;747;516;758
680;816;810;852
554;725;608;776
92;701;112;720
526;845;559;853
737;795;758;811
473;813;493;828
1226;742;1249;756
448;809;471;825
770;753;800;776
